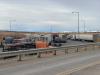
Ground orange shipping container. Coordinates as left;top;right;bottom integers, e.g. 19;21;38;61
36;41;48;48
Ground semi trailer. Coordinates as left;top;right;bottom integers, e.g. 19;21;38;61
71;34;100;42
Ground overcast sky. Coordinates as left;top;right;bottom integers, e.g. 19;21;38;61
0;0;100;32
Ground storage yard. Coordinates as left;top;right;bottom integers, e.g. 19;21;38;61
0;31;100;52
0;31;68;52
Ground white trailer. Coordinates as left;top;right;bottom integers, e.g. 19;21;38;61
71;34;100;42
75;34;95;41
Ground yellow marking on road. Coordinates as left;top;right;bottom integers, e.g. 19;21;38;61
57;60;100;75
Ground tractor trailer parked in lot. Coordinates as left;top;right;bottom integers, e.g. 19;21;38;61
71;34;100;42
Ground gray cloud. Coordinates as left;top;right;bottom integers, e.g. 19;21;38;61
0;0;100;32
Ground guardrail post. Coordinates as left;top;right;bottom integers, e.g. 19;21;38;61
84;45;87;51
53;50;56;55
65;48;68;54
69;73;72;75
76;47;79;52
91;44;95;50
37;52;41;58
18;54;22;61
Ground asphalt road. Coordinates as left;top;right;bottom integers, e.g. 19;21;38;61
72;64;100;75
0;49;100;75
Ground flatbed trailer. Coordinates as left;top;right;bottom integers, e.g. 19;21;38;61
2;42;36;52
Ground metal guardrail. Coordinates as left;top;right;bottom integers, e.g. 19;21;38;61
0;43;100;61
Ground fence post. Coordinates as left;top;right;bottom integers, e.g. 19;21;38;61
85;45;87;51
76;47;79;52
91;44;95;50
53;50;56;55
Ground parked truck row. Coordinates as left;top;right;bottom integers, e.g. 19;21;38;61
1;33;68;52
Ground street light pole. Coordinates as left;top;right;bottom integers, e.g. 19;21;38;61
9;20;16;31
50;25;52;33
72;12;80;34
9;20;11;31
83;20;86;33
50;24;53;42
78;12;79;34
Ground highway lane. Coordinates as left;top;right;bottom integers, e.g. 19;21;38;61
0;49;100;75
72;63;100;75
